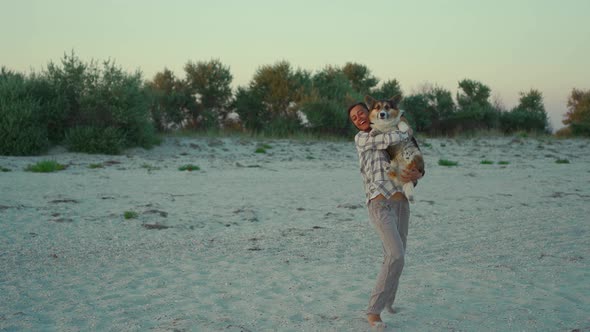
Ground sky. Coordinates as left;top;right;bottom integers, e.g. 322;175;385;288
2;0;589;131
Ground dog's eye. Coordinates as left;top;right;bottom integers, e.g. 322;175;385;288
384;105;390;110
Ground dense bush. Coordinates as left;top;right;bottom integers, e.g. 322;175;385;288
403;86;456;135
401;94;430;132
145;68;192;131
26;73;68;143
342;62;378;95
299;66;361;136
265;114;304;137
0;69;49;155
370;79;403;100
184;59;233;129
235;61;309;136
501;108;547;133
64;126;126;154
564;88;590;136
311;66;360;103
501;90;549;134
448;79;501;133
45;53;158;153
300;99;351;136
233;86;269;134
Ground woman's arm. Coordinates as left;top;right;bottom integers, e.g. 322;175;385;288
355;130;409;152
401;168;424;184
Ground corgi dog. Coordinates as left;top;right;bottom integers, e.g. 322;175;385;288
365;95;425;202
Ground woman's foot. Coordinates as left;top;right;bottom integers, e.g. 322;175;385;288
367;313;385;327
386;305;396;314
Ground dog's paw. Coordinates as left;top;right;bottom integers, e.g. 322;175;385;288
372;321;387;329
369;129;382;137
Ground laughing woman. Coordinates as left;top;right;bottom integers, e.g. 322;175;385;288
348;102;423;328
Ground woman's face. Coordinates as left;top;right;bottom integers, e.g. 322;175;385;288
349;105;370;131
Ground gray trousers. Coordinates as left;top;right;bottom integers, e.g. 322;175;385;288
366;197;409;315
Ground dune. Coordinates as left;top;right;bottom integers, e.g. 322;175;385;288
1;136;589;331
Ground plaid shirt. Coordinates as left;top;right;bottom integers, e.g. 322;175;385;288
354;130;409;205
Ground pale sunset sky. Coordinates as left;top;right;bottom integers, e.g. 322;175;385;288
2;0;589;131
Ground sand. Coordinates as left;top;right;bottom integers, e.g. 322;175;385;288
1;136;589;331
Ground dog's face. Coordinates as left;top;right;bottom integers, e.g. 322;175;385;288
365;95;403;131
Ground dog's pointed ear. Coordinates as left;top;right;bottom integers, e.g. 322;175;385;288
364;95;376;110
389;95;402;109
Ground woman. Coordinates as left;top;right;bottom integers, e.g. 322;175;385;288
348;102;423;327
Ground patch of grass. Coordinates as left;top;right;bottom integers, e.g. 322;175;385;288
555;159;570;164
25;160;66;173
498;161;510;165
438;159;459;167
254;143;273;154
480;160;494;165
141;163;161;171
178;164;200;171
124;211;138;219
1;166;11;172
88;163;104;169
422;142;432;148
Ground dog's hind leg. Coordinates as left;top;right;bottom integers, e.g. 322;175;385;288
403;182;415;203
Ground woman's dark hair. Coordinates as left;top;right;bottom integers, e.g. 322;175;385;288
347;102;367;118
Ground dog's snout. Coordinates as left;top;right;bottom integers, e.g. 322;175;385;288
379;111;387;119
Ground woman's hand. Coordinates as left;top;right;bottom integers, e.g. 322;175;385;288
401;168;423;183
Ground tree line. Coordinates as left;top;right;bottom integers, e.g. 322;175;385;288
1;51;588;155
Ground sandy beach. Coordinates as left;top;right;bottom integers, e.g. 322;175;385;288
1;136;589;331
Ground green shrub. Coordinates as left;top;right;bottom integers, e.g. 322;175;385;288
124;211;138;219
0;69;49;155
234;86;268;134
65;126;126;154
80;61;158;149
26;72;69;143
555;159;570;164
300;99;351;136
498;161;510;165
255;147;266;153
1;166;11;172
88;163;104;169
438;159;459;167
46;52;159;150
480;160;494;165
25;160;66;173
265;115;303;137
145;69;193;132
178;164;200;171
